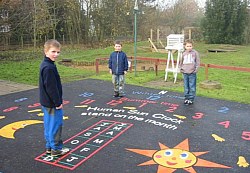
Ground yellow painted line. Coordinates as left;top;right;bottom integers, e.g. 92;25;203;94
123;107;136;110
173;114;186;119
28;109;42;113
0;116;6;120
37;113;44;117
74;105;88;108
63;116;69;120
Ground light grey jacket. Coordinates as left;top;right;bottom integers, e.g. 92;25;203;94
179;49;200;74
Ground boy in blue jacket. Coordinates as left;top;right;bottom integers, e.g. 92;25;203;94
39;39;69;157
108;40;128;97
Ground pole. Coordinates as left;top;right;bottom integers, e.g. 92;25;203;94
134;10;137;76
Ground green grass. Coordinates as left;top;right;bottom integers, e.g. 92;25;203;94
0;41;250;104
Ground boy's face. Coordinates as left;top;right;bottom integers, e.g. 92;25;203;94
114;44;122;52
45;47;60;61
185;43;193;52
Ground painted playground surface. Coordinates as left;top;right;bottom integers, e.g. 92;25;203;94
0;79;250;173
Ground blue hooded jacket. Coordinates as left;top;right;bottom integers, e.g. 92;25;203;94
39;57;63;108
108;51;128;75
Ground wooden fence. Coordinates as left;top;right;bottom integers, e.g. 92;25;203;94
95;56;250;77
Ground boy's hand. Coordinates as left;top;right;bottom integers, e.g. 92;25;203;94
56;104;63;109
124;71;127;74
109;69;112;74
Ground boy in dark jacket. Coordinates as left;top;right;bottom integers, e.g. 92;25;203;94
39;39;69;157
108;40;128;97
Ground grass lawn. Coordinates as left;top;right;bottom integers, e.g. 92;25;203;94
0;41;250;104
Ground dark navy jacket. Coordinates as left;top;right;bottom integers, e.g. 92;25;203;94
39;57;63;108
108;51;128;75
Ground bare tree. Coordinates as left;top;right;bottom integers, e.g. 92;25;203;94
163;0;202;33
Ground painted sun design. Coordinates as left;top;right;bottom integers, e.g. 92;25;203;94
126;138;231;173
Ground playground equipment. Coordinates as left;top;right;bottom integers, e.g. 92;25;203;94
148;29;166;53
165;34;184;83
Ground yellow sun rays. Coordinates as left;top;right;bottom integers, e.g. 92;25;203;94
126;138;231;173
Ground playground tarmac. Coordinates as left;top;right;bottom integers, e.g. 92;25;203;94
0;80;37;96
0;79;250;173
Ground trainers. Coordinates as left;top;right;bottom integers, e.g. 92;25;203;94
184;100;193;105
46;148;51;154
113;91;119;97
51;148;70;157
184;100;189;105
188;100;193;105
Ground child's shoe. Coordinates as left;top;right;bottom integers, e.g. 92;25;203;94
51;148;70;157
188;100;193;105
119;92;125;97
184;100;189;105
46;148;51;154
184;100;193;105
113;91;119;97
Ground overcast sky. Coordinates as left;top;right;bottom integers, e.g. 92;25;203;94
155;0;206;8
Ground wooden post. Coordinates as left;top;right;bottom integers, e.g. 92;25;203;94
95;58;99;74
150;29;153;41
129;56;133;72
148;38;158;52
155;59;159;76
157;29;160;45
205;64;209;80
189;29;192;39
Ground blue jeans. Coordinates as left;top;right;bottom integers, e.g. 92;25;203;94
183;73;197;101
42;107;64;150
112;74;125;94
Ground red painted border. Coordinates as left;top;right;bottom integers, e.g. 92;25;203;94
35;120;133;170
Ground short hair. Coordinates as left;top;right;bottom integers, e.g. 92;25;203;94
44;39;61;52
114;40;122;46
184;39;193;46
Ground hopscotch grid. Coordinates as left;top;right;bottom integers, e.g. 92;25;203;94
85;143;101;148
63;120;115;143
70;122;133;170
77;135;91;139
58;161;75;167
98;134;113;138
70;153;87;158
35;120;115;167
34;120;112;161
35;120;133;170
53;122;117;164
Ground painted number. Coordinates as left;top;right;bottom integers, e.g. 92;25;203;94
192;112;204;119
165;106;178;113
15;98;28;102
80;99;95;105
218;121;230;128
242;131;250;141
3;106;18;112
63;100;70;105
107;100;123;106
139;103;148;108
146;95;161;101
28;103;41;108
218;106;229;114
79;92;94;97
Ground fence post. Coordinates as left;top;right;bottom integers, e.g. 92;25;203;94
95;58;99;75
155;59;159;76
129;56;133;72
205;64;209;80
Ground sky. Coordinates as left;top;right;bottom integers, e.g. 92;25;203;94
155;0;206;8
